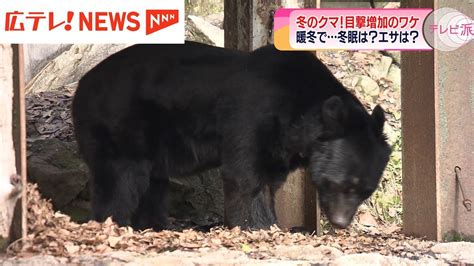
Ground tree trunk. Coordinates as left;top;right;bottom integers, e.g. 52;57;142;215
0;44;22;250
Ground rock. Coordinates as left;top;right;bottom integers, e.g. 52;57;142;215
385;51;401;65
28;139;88;209
188;15;224;47
204;12;224;29
333;253;446;266
185;17;215;45
1;255;69;266
26;44;130;94
431;242;474;263
384;2;401;9
387;64;401;93
24;44;72;83
186;0;224;17
356;75;380;98
273;245;343;262
25;17;222;95
169;169;224;226
384;122;399;145
370;55;393;79
28;138;223;225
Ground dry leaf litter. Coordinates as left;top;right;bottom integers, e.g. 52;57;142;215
7;184;438;263
26;82;76;143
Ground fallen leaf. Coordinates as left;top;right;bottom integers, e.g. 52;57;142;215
107;236;122;248
358;211;379;227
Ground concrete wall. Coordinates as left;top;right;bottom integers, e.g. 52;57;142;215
436;0;473;241
402;0;473;241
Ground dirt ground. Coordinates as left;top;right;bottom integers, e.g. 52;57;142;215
2;242;474;265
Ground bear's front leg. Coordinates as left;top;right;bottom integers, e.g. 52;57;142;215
220;139;277;229
222;172;277;229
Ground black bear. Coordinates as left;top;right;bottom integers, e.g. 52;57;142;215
72;41;391;231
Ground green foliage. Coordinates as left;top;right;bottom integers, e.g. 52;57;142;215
366;117;403;225
185;0;223;16
443;231;474;242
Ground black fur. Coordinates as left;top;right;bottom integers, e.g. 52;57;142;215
72;41;391;230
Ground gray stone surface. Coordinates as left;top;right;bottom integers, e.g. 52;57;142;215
186;17;215;46
26;44;130;94
333;253;446;266
204;12;224;29
24;44;72;83
387;65;401;93
1;248;453;266
188;15;224;47
169;169;224;225
273;245;342;262
431;242;474;264
370;56;393;79
1;255;68;266
28;139;89;209
24;15;222;95
356;75;380;98
27;139;224;225
385;51;401;66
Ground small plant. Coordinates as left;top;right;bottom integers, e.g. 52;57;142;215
443;231;474;242
365;115;403;225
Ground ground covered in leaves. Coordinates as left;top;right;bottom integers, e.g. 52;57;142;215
5;184;460;265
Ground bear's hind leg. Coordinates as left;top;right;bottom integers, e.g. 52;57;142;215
91;158;151;227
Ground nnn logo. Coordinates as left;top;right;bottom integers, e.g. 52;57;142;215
146;9;179;35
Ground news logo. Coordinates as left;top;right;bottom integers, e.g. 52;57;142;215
424;8;473;51
146;10;179;35
0;0;184;43
274;7;472;51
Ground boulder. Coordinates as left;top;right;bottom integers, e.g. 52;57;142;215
24;44;72;83
385;51;401;66
185;18;215;45
370;55;393;79
356;75;380;98
185;0;224;17
25;19;220;96
28;139;88;209
387;64;401;94
26;44;131;94
204;12;224;29
188;15;224;47
27;139;224;225
431;242;474;264
169;169;224;226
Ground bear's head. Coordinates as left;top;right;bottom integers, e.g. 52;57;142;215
308;95;391;229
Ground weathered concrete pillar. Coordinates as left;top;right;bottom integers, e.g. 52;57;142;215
224;0;281;51
0;44;25;251
224;0;320;232
402;0;473;240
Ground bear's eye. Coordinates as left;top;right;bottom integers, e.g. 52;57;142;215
351;177;360;185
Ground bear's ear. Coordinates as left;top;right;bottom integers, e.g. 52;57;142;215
372;104;385;136
322;96;345;131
